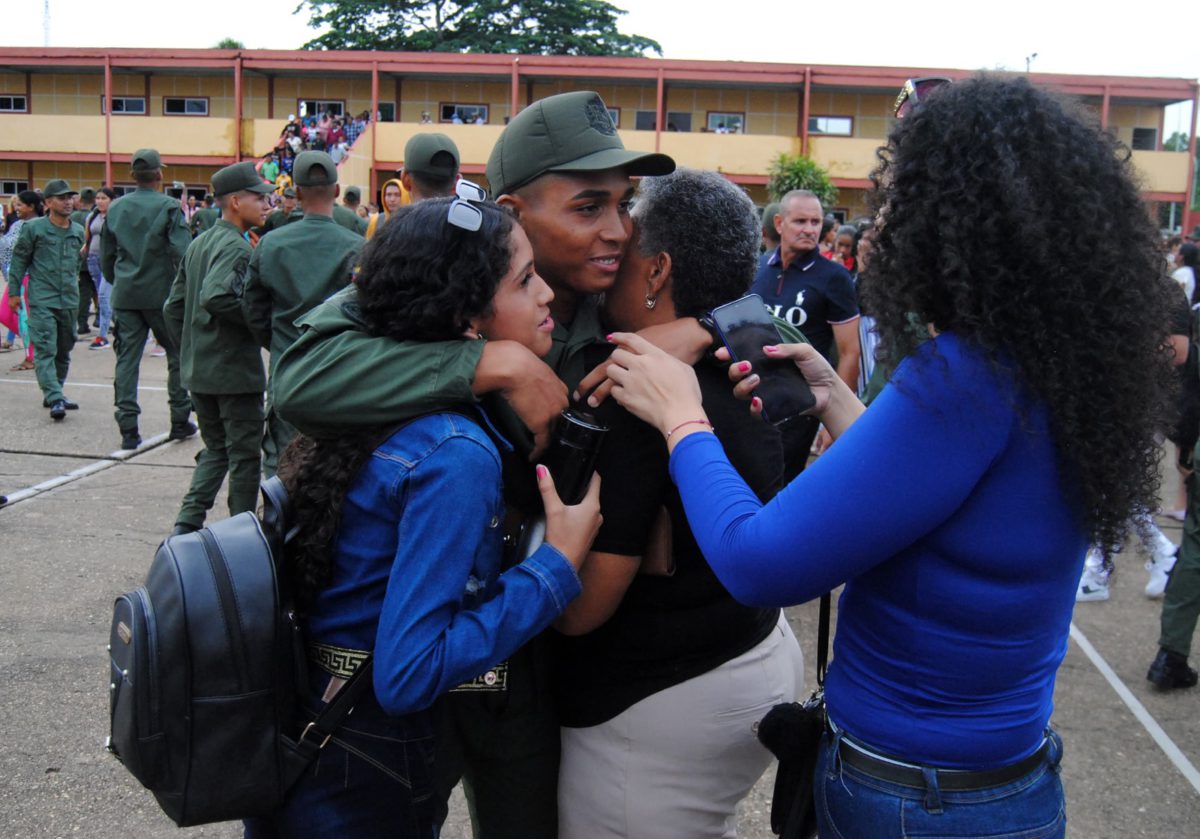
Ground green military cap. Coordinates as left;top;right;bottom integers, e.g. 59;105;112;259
282;187;297;198
292;150;338;187
43;179;78;198
344;185;362;202
131;148;164;172
79;187;97;202
487;91;674;198
211;162;274;197
403;133;459;179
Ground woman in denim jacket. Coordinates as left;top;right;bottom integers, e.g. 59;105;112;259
245;197;601;838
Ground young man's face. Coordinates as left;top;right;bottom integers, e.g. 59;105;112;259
46;195;74;220
383;184;403;213
504;169;634;297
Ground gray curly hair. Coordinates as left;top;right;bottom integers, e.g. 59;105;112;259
632;167;761;318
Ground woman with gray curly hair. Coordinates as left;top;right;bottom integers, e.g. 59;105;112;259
552;168;804;838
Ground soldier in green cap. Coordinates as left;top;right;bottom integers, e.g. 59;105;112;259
399;132;461;200
71;187;97;334
242;150;362;475
261;187;301;235
189;193;218;238
101;148;195;449
333;184;368;235
6;179;85;420
163;161;273;535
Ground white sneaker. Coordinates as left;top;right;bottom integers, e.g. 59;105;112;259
1077;562;1111;602
1145;549;1178;599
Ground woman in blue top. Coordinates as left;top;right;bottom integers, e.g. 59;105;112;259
246;197;601;839
600;75;1176;837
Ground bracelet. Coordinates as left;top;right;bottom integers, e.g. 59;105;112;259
665;419;712;441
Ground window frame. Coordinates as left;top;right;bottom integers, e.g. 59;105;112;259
298;99;346;119
439;102;489;124
808;115;854;136
100;95;148;116
706;111;746;134
162;96;210;117
1131;127;1159;151
0;94;29;113
634;110;693;132
1;179;30;195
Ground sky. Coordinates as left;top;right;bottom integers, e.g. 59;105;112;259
7;0;1198;132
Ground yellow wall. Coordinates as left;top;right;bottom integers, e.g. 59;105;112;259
336;129;373;201
270;76;375;120
1131;149;1191;193
111;116;236;156
398;79;514;124
667;85;800;136
375;122;504;165
0;114;105;153
809;136;886;180
1109;103;1165;146
659;132;799;174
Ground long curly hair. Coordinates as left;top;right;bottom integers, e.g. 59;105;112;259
861;74;1176;554
280;198;517;611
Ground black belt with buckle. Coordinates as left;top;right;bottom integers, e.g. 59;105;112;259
837;736;1050;792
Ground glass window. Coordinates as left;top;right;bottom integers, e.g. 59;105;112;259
1131;127;1158;151
707;112;745;133
164;97;209;116
0;95;28;112
101;96;147;115
634;110;692;131
440;103;489;124
377;102;395;122
299;99;345;118
808;116;853;136
2;180;30;194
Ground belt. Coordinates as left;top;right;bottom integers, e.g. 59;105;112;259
837;735;1050;792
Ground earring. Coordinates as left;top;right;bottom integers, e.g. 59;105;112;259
645;295;657;310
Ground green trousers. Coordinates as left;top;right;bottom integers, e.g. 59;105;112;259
26;305;74;404
1160;468;1200;657
431;633;559;839
112;307;191;434
176;391;264;529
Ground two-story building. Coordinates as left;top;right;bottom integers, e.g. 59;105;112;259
1;47;1195;230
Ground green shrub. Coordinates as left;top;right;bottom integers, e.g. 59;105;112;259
767;153;838;206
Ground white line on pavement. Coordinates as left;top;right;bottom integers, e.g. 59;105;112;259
1069;622;1200;795
0;378;167;392
1;432;172;507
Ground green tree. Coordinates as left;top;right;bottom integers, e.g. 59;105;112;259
295;0;662;56
767;153;838;207
214;37;245;49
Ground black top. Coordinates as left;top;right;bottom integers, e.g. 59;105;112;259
554;345;783;727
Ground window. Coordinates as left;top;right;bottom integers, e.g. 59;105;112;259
299;99;345;118
1;180;29;194
111;185;136;197
808;116;853;136
634;110;693;132
377;102;395;122
101;96;147;115
164;97;209;116
440;103;488;124
707;112;745;134
1131;127;1158;151
607;108;620;129
0;95;28;112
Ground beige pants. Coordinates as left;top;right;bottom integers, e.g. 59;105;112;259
558;614;804;839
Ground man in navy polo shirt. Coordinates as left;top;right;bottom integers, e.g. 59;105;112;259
751;189;860;390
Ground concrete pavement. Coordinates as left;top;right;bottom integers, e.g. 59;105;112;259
1;337;1198;837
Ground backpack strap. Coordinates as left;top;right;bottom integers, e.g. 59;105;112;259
292;657;375;758
816;592;831;687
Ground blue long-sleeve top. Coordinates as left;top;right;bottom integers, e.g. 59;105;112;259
669;333;1088;769
304;412;582;716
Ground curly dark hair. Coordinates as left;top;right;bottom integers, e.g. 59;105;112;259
280;197;517;611
862;74;1176;555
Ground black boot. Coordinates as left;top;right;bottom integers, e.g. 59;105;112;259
1147;648;1198;690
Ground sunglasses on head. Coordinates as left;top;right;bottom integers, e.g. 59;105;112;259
893;77;952;119
447;179;488;232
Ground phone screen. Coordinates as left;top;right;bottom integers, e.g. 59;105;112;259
710;294;816;426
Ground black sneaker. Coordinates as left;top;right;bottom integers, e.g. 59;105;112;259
49;400;68;421
1147;648;1198;690
120;431;142;450
169;421;198;441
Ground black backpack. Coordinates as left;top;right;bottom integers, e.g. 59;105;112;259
106;478;373;826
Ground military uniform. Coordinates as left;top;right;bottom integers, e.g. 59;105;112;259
164;203;267;530
7;191;84;412
244;211;361;472
70;193;95;332
332;202;367;235
101;150;193;445
190;205;218;238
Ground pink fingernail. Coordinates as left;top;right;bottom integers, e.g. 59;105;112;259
606;333;615;342
752;397;762;409
536;465;548;479
738;361;751;373
764;345;779;354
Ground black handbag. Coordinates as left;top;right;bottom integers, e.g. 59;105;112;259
757;593;830;839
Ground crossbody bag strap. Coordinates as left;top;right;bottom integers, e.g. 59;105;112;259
816;592;831;687
293;657;374;757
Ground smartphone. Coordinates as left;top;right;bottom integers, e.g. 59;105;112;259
709;293;816;426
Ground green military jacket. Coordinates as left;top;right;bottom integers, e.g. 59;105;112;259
69;208;92;229
271;283;808;439
164;220;265;395
261;208;303;235
190;207;218;237
6;217;84;309
243;213;361;379
333;204;368;236
102;187;192;310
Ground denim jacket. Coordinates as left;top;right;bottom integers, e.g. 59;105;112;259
304;410;581;716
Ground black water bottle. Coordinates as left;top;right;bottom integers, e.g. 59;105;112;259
544;409;608;505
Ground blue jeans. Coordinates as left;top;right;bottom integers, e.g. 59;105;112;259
243;677;438;839
86;253;112;336
816;726;1065;838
